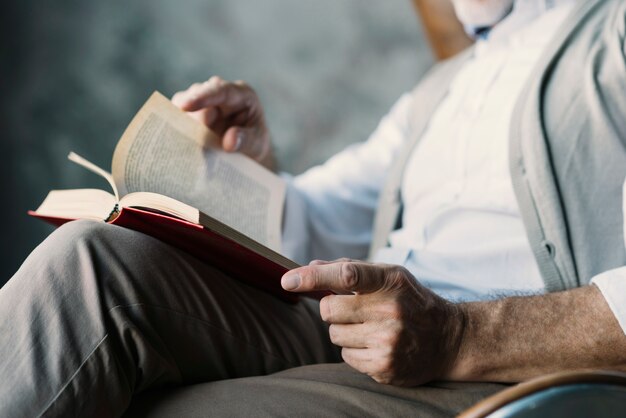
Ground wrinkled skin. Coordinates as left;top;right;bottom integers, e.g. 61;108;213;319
172;77;275;171
281;259;465;386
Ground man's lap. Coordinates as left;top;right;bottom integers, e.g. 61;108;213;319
1;220;506;416
126;363;507;417
0;220;338;415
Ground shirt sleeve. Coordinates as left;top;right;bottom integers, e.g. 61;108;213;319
591;269;626;335
590;179;626;335
281;92;415;264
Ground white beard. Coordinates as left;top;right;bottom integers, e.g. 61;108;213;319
451;0;515;27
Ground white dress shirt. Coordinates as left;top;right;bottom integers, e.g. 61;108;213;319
591;180;626;334
283;0;626;333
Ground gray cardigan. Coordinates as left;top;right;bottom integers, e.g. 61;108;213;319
370;0;626;292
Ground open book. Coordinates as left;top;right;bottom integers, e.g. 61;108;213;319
31;92;322;302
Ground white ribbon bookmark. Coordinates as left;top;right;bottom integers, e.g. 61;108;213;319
67;152;120;202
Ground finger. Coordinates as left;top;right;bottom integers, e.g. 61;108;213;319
281;261;387;294
342;348;393;384
328;323;371;348
341;348;379;375
309;260;331;266
309;259;354;295
179;77;256;116
319;294;365;323
171;78;224;110
308;259;356;294
172;81;220;109
222;126;269;160
186;107;220;128
172;87;198;108
308;258;355;266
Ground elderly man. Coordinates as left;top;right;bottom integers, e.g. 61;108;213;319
2;0;626;416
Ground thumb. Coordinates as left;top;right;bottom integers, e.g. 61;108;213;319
282;261;387;294
222;126;270;161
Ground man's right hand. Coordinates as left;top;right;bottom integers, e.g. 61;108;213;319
172;77;275;171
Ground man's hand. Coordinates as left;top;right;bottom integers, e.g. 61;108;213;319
283;261;626;386
281;259;465;386
172;77;275;171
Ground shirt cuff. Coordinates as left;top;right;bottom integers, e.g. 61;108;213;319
591;267;626;335
280;173;310;265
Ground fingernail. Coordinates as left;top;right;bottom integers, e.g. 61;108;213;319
281;274;301;291
234;133;243;151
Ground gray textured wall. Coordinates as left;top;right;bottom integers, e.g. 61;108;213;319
1;0;433;286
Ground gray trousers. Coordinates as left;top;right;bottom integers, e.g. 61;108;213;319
0;220;505;417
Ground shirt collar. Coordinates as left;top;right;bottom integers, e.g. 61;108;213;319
466;0;576;40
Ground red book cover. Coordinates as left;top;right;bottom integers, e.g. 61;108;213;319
29;207;328;303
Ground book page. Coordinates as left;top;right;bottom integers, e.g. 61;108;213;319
111;92;285;252
120;192;200;225
35;189;117;221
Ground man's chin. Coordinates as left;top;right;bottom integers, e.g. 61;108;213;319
451;0;515;27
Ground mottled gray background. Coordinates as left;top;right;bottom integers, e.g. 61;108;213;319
0;0;433;286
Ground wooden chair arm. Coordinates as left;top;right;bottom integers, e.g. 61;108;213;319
411;0;473;60
458;369;626;418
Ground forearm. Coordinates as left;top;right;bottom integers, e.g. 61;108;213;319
447;285;626;382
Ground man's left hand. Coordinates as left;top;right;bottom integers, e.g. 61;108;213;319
281;260;465;386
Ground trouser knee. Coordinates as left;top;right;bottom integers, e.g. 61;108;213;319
7;220;143;306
